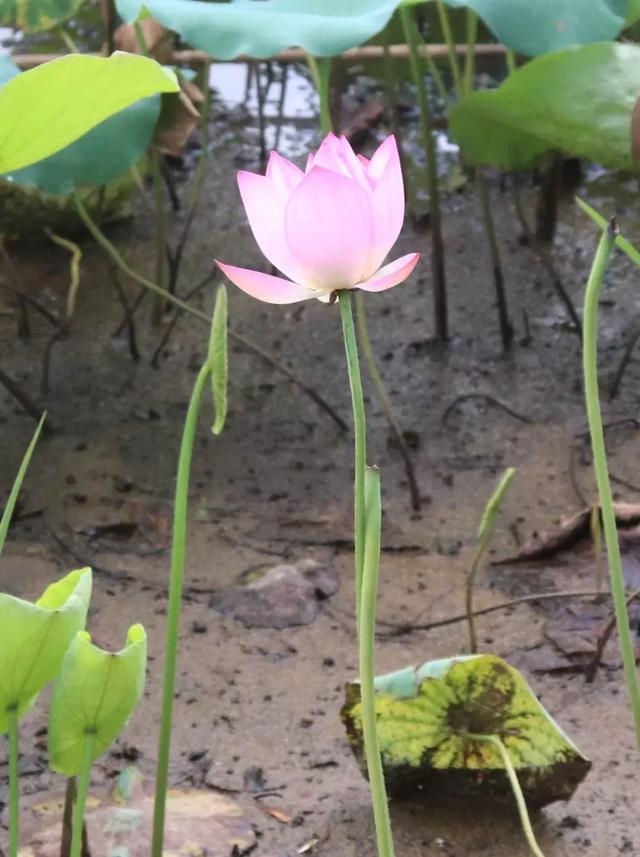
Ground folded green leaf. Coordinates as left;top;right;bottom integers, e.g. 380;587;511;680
0;0;84;32
0;568;92;735
0;413;45;556
48;624;147;776
0;52;178;174
115;0;401;59
343;654;590;806
209;284;228;436
444;0;629;57
450;42;640;172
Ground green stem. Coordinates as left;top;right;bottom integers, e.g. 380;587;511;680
354;293;420;512
57;25;79;53
505;49;517;75
307;55;332;136
152;362;211;857
70;736;93;857
463;9;478;96
7;709;19;857
0;413;46;555
582;220;640;747
465;541;485;654
469;734;545;857
339;291;367;617
399;5;448;343
436;0;464;99
360;467;395;857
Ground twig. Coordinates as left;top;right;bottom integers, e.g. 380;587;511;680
442;393;533;424
73;194;347;431
111;266;140;362
585;587;640;683
376;589;608;638
0;367;49;429
511;176;582;336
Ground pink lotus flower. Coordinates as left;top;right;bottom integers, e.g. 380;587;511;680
216;133;419;304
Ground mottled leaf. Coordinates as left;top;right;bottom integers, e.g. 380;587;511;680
343;654;590;806
48;624;147;776
0;0;83;32
0;568;92;734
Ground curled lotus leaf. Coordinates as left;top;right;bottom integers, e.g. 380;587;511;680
342;654;591;807
48;624;147;776
0;568;92;735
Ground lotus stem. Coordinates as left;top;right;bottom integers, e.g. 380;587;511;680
399;5;448;342
476;169;513;350
70;736;94;857
360;467;395;857
339;291;367;617
582;219;640;747
7;708;19;857
470;733;545;857
307;55;332;135
152;361;211;857
0;414;46;555
436;0;464;98
589;504;603;596
463;9;478;96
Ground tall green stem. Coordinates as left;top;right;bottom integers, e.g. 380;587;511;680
463;9;478;96
307;55;332;136
399;5;448;342
583;221;640;747
360;467;395;857
70;737;93;857
7;708;19;857
152;362;211;857
437;0;463;98
470;734;546;857
339;292;366;616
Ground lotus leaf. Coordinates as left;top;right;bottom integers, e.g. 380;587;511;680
0;0;84;32
0;568;92;734
342;654;591;806
114;0;401;59
449;42;640;172
0;52;177;173
48;624;147;776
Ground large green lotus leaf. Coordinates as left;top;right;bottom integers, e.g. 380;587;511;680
342;654;591;807
626;0;640;23
0;0;83;32
48;624;147;776
0;52;177;174
0;568;92;735
444;0;629;56
3;96;160;194
449;42;640;172
115;0;400;59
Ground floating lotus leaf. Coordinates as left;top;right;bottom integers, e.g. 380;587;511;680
342;654;591;807
444;0;631;57
0;568;92;735
48;624;147;776
114;0;401;60
449;42;640;172
0;53;177;174
19;768;256;857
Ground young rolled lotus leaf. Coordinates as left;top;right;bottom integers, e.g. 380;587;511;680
443;0;632;57
114;0;401;60
48;624;147;776
342;654;591;807
0;568;92;734
0;53;178;174
449;42;640;173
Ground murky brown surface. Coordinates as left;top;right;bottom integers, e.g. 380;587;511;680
2;87;640;854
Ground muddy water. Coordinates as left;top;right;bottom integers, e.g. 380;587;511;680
2;61;640;856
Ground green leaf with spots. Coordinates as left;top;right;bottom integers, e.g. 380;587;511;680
114;0;401;59
208;284;228;436
0;0;84;32
0;568;92;735
449;42;640;172
0;53;178;174
342;654;590;806
48;624;147;776
444;0;629;56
